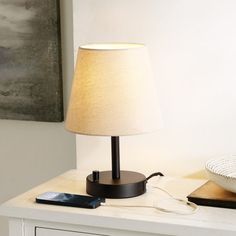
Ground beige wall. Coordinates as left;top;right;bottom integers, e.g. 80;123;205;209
73;0;236;178
0;1;76;235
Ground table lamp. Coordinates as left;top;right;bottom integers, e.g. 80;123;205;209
66;43;161;198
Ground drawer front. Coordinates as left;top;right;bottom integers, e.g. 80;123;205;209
36;227;106;236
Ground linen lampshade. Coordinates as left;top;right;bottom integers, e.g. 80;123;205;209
66;43;161;136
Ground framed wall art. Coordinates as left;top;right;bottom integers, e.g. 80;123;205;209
0;0;63;122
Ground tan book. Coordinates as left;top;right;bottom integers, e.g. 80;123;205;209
187;181;236;209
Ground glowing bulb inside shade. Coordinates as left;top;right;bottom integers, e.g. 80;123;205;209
79;43;145;50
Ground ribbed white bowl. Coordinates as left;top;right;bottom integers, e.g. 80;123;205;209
205;155;236;193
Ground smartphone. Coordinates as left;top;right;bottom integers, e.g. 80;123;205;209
36;192;105;209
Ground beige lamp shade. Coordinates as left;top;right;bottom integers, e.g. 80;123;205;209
66;43;162;136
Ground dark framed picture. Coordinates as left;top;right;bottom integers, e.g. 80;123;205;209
0;0;63;122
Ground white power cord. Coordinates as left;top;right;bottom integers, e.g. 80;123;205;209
150;185;198;215
101;180;198;215
102;203;197;215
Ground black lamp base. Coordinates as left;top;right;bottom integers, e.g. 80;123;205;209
86;171;147;199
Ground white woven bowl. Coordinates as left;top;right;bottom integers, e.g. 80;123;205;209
205;155;236;193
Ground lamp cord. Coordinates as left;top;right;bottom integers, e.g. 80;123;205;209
146;172;164;181
101;172;198;215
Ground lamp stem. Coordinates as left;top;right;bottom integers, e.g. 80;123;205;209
111;136;120;179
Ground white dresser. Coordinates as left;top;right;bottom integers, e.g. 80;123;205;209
1;170;236;236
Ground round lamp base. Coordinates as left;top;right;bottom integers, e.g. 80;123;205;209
86;171;147;199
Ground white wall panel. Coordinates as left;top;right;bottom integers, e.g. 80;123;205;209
73;0;236;177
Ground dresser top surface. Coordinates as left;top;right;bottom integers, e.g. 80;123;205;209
1;169;236;235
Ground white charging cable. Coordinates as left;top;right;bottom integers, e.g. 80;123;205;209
101;186;198;215
149;185;198;215
101;173;198;215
